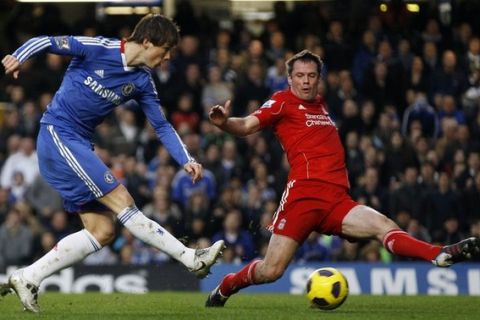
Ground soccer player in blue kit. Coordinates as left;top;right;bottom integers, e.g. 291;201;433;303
0;14;225;313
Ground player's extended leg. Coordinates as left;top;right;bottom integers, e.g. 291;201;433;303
2;212;114;313
99;184;225;278
342;205;480;266
206;234;298;307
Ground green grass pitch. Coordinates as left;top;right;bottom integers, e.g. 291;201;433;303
0;292;478;320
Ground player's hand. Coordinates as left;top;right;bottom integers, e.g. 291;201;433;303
184;161;203;183
209;100;231;127
2;55;21;79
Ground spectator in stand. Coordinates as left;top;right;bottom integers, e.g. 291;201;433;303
212;209;255;262
184;191;210;235
201;65;233;118
435;216;467;245
142;186;183;236
208;29;232;64
218;139;244;185
398;39;414;73
402;91;439;139
362;61;397;112
265;57;289;94
171;166;216;208
390;166;422;219
170;35;204;77
437;94;467;125
233;63;270;117
19;100;41;138
359;100;377;136
384;131;419;181
462;37;480;85
171;92;200;134
0;137;39;189
421;19;443;49
404;56;429;94
216;48;238;86
338;99;362;141
0;208;33;270
242;39;268;72
9;171;28;204
430;50;468;102
422;41;440;76
329;71;358;121
265;31;287;64
344;131;364;189
123;157;150;208
352;30;377;88
48;210;73;242
295;232;329;262
177;63;204;115
423;172;464;236
151;60;178;111
324;20;352;71
352;167;388;213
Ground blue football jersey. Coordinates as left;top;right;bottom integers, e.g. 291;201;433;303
13;35;194;166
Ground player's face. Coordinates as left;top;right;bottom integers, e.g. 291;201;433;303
288;60;320;101
144;42;172;68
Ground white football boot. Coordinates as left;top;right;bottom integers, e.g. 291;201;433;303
189;240;225;278
8;270;40;313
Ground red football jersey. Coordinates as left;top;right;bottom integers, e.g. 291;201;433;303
251;89;349;188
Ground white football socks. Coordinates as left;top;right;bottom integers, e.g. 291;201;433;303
118;206;195;269
22;229;101;286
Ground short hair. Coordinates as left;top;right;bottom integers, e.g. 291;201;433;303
285;50;323;76
126;14;180;48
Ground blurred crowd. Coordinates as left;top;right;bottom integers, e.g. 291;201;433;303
1;0;480;270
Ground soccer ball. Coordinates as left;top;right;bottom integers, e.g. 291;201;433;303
306;267;349;310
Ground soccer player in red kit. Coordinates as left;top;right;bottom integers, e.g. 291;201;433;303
205;50;480;307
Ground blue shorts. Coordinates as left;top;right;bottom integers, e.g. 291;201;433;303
37;124;120;213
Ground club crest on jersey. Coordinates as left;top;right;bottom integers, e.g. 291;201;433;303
104;171;115;184
54;36;70;50
278;218;287;230
261;100;276;108
121;83;135;96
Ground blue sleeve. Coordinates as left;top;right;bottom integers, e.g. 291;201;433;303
138;74;195;166
12;36;96;63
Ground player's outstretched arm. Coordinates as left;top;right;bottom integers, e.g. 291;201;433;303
209;100;260;137
2;55;21;79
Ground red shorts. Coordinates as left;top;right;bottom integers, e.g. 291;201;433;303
268;179;358;244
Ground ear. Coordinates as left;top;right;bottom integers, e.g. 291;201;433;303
287;75;292;86
142;38;152;49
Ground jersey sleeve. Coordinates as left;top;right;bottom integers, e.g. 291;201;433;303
12;36;104;63
250;93;285;129
137;74;195;166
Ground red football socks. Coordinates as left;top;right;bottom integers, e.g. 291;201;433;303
383;229;441;261
219;260;261;297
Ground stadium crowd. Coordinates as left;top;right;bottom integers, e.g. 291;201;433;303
1;1;480;270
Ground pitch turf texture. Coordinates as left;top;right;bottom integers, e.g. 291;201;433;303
0;292;478;320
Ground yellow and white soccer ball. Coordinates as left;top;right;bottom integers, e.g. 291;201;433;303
306;267;349;310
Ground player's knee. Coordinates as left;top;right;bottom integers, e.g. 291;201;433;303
91;225;116;246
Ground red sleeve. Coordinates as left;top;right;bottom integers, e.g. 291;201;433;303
250;93;285;129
